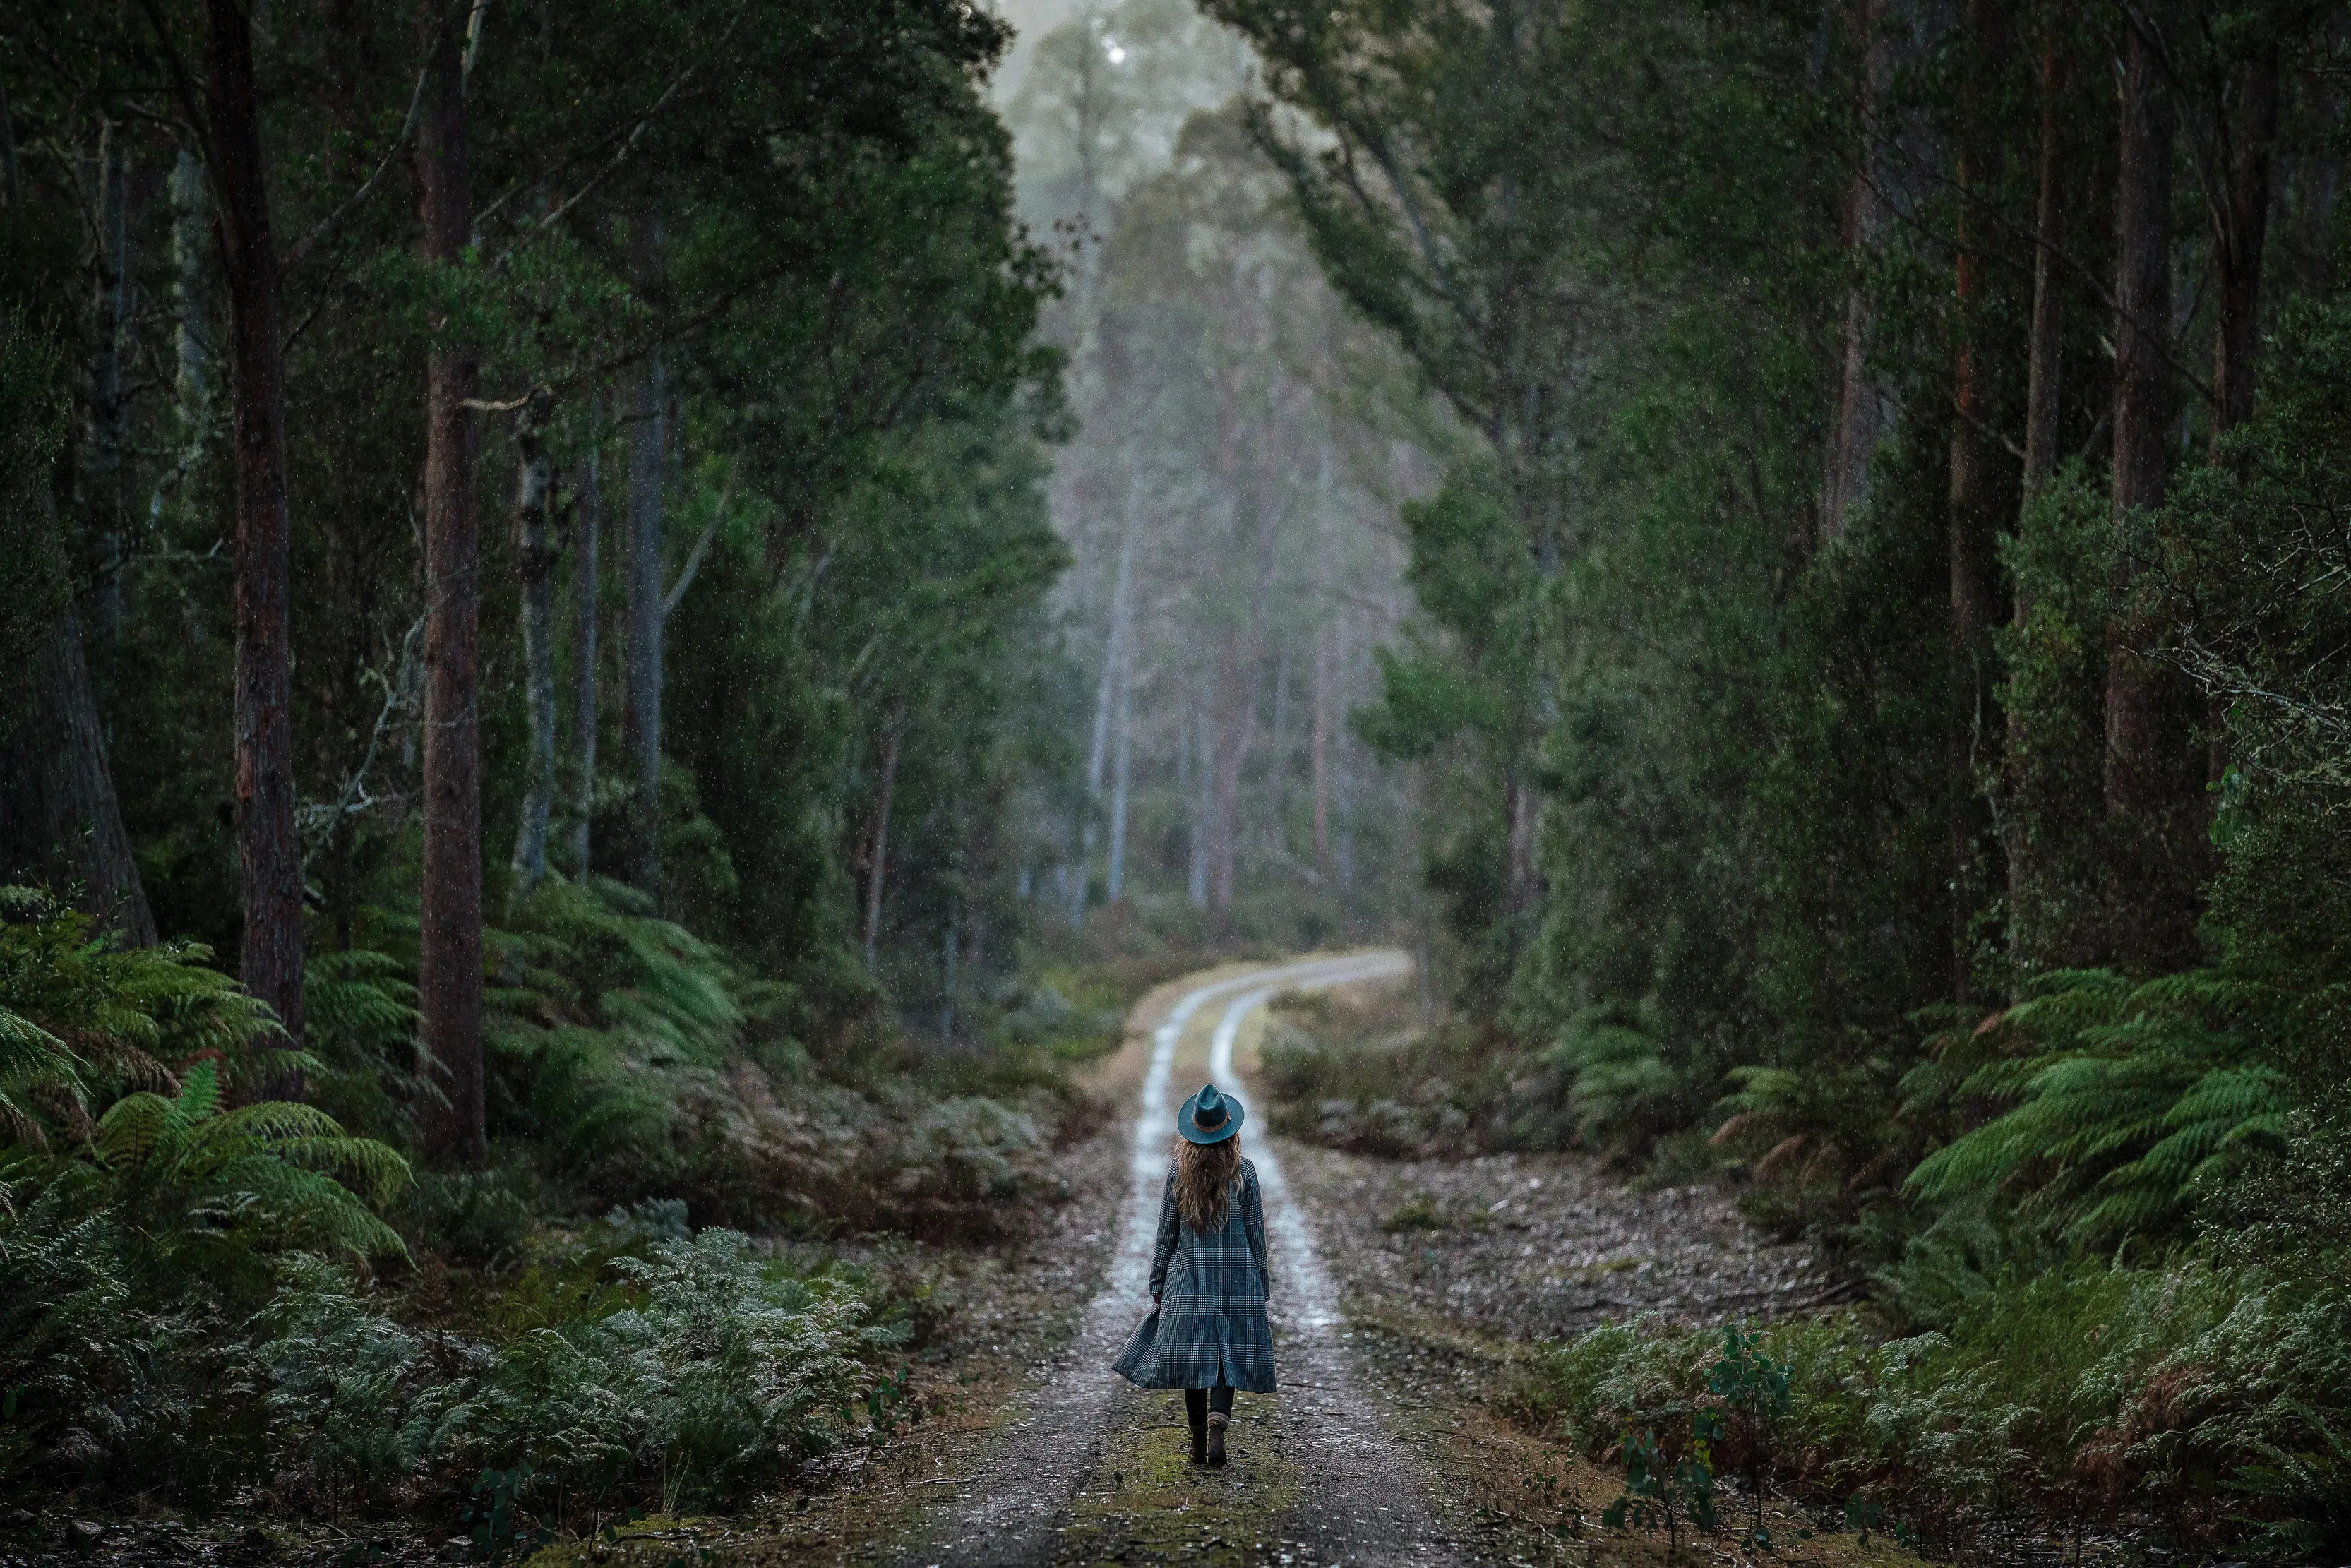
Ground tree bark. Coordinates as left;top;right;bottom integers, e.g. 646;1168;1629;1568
1107;648;1132;903
2103;7;2204;972
2006;25;2068;976
862;704;902;972
1311;618;1333;870
0;610;159;946
205;0;305;1052
83;123;131;659
1946;0;2002;1003
623;335;664;903
1209;502;1280;914
2019;33;2066;503
1822;0;1891;547
2211;41;2278;443
415;6;485;1167
509;391;559;897
570;413;601;877
169;150;213;498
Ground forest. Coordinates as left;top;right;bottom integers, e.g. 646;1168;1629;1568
3;0;2350;1563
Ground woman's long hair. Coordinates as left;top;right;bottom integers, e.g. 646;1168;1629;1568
1173;1134;1243;1231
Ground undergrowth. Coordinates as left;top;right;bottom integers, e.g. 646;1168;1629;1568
1503;1257;2351;1557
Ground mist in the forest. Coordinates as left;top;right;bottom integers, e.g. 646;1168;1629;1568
999;0;1435;945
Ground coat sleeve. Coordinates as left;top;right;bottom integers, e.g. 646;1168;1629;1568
1242;1164;1270;1298
1149;1166;1180;1299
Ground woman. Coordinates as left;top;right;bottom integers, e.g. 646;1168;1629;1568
1113;1081;1274;1467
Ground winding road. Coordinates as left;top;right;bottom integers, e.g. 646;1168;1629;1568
903;952;1466;1568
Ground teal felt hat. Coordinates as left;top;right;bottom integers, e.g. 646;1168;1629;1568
1176;1082;1243;1144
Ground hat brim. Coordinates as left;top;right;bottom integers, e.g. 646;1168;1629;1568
1176;1089;1244;1144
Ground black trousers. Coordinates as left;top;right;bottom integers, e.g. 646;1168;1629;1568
1185;1385;1235;1423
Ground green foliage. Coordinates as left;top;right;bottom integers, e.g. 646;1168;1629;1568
0;892;285;1127
1904;971;2291;1248
1602;1417;1721;1549
1508;1259;2351;1552
92;1061;410;1268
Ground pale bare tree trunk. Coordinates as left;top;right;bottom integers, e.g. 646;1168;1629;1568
1107;643;1134;902
509;393;559;897
1086;475;1140;794
570;415;600;876
623;337;664;902
1188;697;1210;910
1310;619;1333;869
205;0;305;1053
862;704;903;972
1209;502;1281;913
1822;0;1891;547
2104;8;2203;973
415;4;485;1166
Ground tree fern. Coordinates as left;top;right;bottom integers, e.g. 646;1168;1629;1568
95;1061;412;1262
1905;969;2290;1246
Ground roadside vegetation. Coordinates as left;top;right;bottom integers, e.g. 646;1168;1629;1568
1210;0;2351;1556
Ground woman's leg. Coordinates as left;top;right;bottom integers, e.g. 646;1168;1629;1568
1184;1388;1208;1464
1205;1384;1232;1466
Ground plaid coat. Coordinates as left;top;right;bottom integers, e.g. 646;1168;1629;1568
1113;1159;1276;1392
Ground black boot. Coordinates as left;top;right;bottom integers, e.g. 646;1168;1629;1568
1206;1412;1228;1468
1188;1401;1207;1465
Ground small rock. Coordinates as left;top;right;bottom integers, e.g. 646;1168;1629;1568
66;1519;105;1554
443;1536;477;1562
241;1524;276;1556
4;1509;34;1531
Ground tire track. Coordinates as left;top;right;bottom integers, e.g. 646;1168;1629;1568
902;954;1432;1568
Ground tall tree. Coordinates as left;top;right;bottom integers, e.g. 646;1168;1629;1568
2104;4;2204;971
509;390;559;895
623;323;665;902
204;0;304;1048
414;1;484;1166
1824;0;1892;547
570;413;602;877
1946;0;2004;1000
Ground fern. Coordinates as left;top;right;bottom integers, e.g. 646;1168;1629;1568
0;891;286;1121
95;1060;412;1263
1905;969;2291;1246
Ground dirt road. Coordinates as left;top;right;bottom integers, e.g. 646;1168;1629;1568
898;952;1464;1568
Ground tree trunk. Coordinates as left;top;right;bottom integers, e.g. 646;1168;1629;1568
83;123;131;659
169;150;213;499
623;337;664;902
1822;0;1891;547
1107;650;1132;903
862;705;902;972
1945;0;2002;1003
570;412;600;877
2006;25;2068;978
1311;619;1333;870
2019;34;2066;503
510;392;559;897
0;610;158;945
414;8;485;1167
1085;477;1139;795
2103;8;2203;973
205;0;305;1053
2211;42;2278;443
1188;699;1211;910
